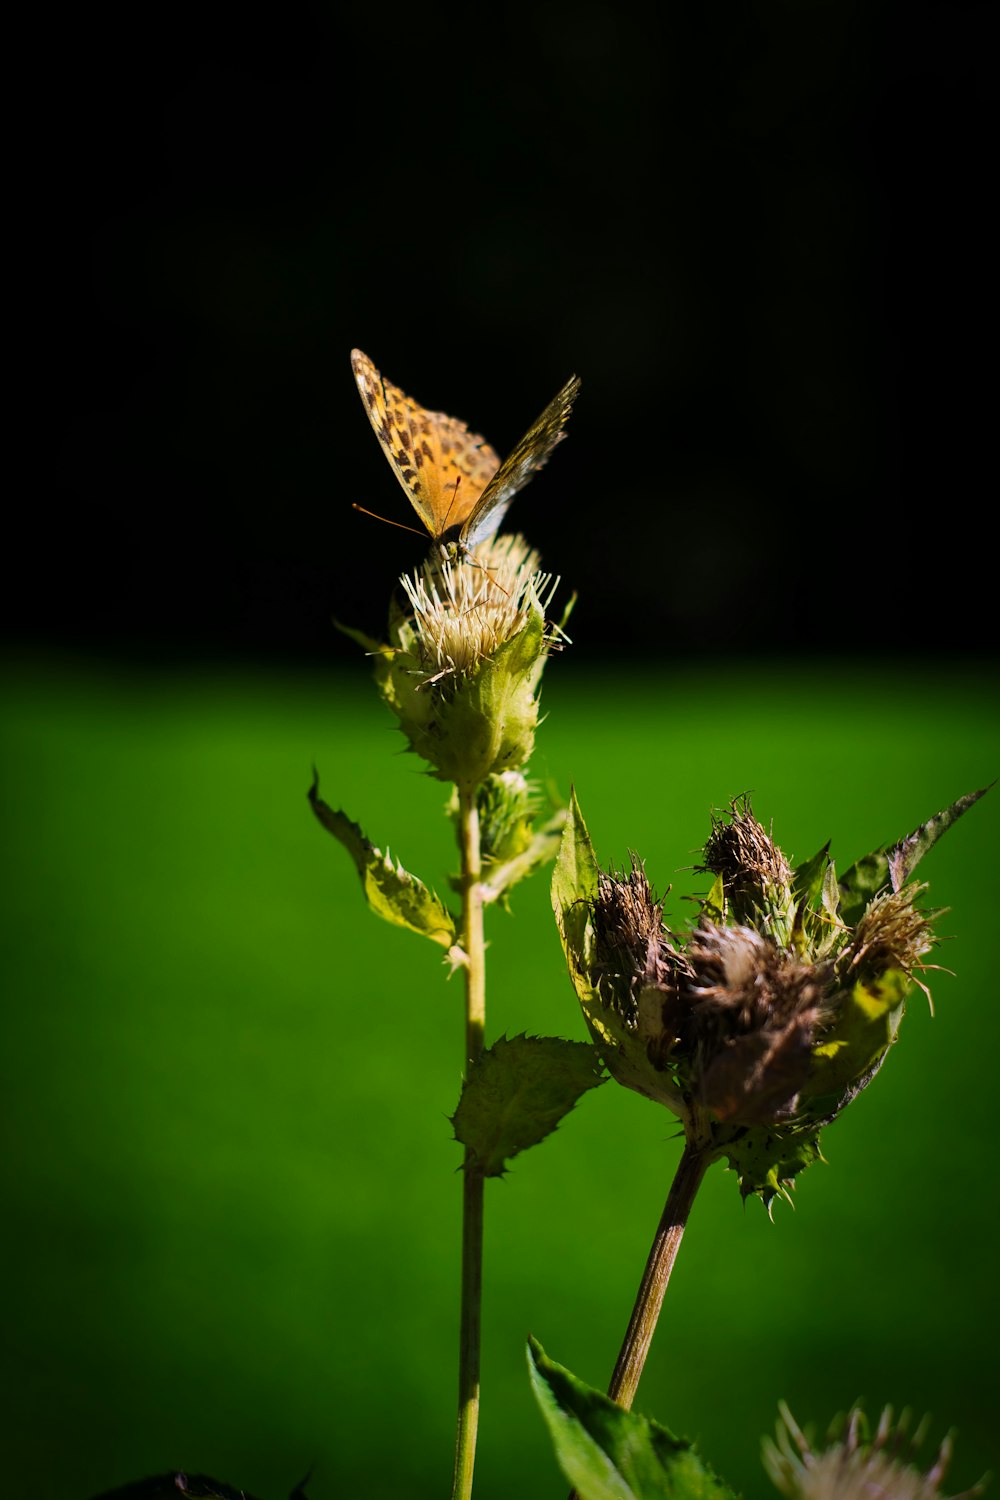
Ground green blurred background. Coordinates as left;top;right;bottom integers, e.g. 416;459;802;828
2;650;997;1498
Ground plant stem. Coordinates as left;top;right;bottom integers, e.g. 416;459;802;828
606;1140;711;1408
452;782;487;1500
566;1142;711;1500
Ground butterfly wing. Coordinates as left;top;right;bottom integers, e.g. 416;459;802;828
459;374;581;552
351;349;502;541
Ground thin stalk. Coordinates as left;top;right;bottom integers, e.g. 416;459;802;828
452;781;487;1500
567;1140;711;1500
607;1140;710;1407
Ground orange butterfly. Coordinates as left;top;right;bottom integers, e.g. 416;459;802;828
351;349;580;561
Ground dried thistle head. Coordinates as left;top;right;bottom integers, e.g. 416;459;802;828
679;923;832;1125
699;797;801;945
553;785;989;1206
846;883;941;1003
591;857;671;1024
703;797;791;899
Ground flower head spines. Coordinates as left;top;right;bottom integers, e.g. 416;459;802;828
763;1401;988;1500
399;535;563;686
592;858;672;1024
844;883;941;1001
700;798;798;944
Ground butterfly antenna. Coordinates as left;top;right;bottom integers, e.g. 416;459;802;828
461;554;510;599
441;473;462;531
482;565;510;598
351;503;427;540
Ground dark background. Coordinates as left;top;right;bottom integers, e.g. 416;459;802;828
12;0;992;670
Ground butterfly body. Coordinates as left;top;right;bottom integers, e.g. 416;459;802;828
351;349;579;560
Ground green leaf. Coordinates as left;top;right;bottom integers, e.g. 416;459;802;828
886;783;993;890
551;791;689;1115
552;788;601;914
700;871;726;924
721;1128;825;1212
332;617;391;656
838;784;992;926
308;774;457;948
792;841;831;911
527;1337;739;1500
452;1034;604;1176
551;788;601;991
802;970;908;1107
482;806;569;906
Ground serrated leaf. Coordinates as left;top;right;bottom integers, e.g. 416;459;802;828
887;783;993;890
308;774;457;948
838;784;992;926
527;1337;739;1500
722;1128;825;1211
452;1034;604;1176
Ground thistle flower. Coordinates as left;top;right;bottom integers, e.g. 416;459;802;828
341;533;569;787
553;787;988;1204
400;535;563;683
763;1402;988;1500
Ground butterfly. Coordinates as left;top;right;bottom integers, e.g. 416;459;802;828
351;349;580;561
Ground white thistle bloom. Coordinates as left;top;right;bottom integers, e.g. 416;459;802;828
400;533;566;684
763;1402;986;1500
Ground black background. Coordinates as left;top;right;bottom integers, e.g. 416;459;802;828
12;1;993;669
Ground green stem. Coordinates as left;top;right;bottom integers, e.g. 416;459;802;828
452;782;487;1500
566;1140;711;1500
606;1140;710;1408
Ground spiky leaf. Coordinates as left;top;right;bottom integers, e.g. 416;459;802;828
527;1337;738;1500
452;1034;604;1176
838;785;991;926
886;783;992;889
308;776;457;948
720;1128;825;1210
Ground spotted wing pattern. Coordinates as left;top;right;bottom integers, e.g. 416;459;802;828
459;374;581;551
351;349;501;542
351;350;580;554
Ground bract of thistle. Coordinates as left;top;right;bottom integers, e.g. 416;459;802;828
552;788;988;1205
342;533;569;787
763;1401;988;1500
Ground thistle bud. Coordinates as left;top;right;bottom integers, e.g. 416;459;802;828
343;534;569;787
